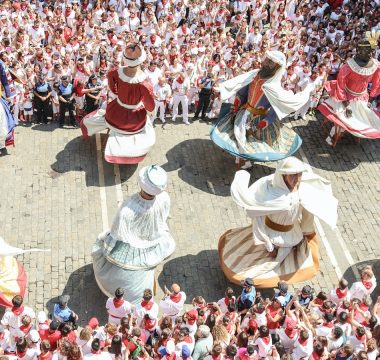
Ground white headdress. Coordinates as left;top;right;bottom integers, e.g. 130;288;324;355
265;50;287;67
123;44;147;67
276;156;307;175
138;165;168;196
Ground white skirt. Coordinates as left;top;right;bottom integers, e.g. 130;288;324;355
81;109;156;164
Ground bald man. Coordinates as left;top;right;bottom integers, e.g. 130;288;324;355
153;77;172;124
159;283;187;321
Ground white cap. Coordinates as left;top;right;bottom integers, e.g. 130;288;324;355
276;157;307;175
37;311;47;324
138;165;168;196
165;340;175;355
265;50;286;67
276;296;286;306
29;329;40;343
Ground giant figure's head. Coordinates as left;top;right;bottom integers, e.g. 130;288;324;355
122;42;146;68
258;51;286;80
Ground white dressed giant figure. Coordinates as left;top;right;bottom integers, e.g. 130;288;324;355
92;165;176;304
219;157;338;287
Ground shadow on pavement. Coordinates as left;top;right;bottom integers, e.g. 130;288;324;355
292;112;380;172
158;250;276;304
343;259;380;302
50;135;138;187
46;264;108;327
161;139;275;196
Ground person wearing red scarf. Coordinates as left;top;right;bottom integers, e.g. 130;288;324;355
159;283;186;320
349;266;377;301
316;312;335;337
1;295;35;352
329;278;350;305
254;325;272;358
216;287;236;314
106;287;132;325
134;289;159;328
278;318;298;351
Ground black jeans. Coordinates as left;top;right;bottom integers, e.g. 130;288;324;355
195;92;212;118
59;99;76;126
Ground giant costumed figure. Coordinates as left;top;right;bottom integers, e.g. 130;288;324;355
218;157;338;287
0;237;48;307
0;59;17;154
81;43;155;164
210;51;314;167
318;31;380;146
92;165;175;304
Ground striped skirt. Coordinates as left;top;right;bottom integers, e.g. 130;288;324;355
218;226;319;287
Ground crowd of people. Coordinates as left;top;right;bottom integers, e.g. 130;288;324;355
0;0;379;129
0;266;379;360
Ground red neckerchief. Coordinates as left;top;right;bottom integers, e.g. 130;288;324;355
91;349;102;354
145;318;156;331
224;297;231;306
285;328;297;338
141;300;153;310
356;334;365;342
177;77;184;84
182;336;193;344
312;351;320;360
362;280;372;289
261;336;270;345
39;352;52;360
169;293;182;303
212;355;221;360
65;9;71;17
20;324;32;334
166;353;176;360
336;288;347;298
359;303;369;312
298;338;307;346
17;350;27;358
323;322;334;328
113;297;124;308
225;323;232;333
315;298;323;305
11;306;24;316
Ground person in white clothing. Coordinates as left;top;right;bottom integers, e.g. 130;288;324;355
349;266;377;301
217;287;236;314
105;288;132;325
329;278;350;305
291;327;313;360
277;318;298;352
159;283;186;321
145;61;162;87
254;326;272;358
1;295;36;351
171;73;190;125
153;77;172;124
134;289;159;328
84;339;112;360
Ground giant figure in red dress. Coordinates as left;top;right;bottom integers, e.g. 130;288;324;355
318;31;380;145
81;43;155;164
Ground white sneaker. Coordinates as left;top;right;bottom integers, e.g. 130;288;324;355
326;136;333;146
161;119;166;123
184;120;190;125
172;117;176;122
241;161;253;169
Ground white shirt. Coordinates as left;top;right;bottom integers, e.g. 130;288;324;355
1;307;36;334
278;328;298;351
159;292;186;317
134;301;159;327
349;278;377;300
154;83;172;101
291;331;313;360
172;78;190;96
105;298;132;324
145;68;162;86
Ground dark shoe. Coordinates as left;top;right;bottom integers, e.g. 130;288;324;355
59;123;64;128
71;122;78;128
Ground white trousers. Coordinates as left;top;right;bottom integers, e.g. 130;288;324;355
172;94;188;122
154;100;166;122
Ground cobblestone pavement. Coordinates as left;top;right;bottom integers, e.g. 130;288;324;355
0;114;378;325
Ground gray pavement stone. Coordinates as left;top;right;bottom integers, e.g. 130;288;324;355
0;115;378;325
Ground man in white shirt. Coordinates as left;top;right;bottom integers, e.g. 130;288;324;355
171;73;190;125
1;295;36;352
291;327;313;360
134;289;159;328
159;283;186;320
145;61;162;87
28;20;45;46
153;77;172;124
105;288;132;325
